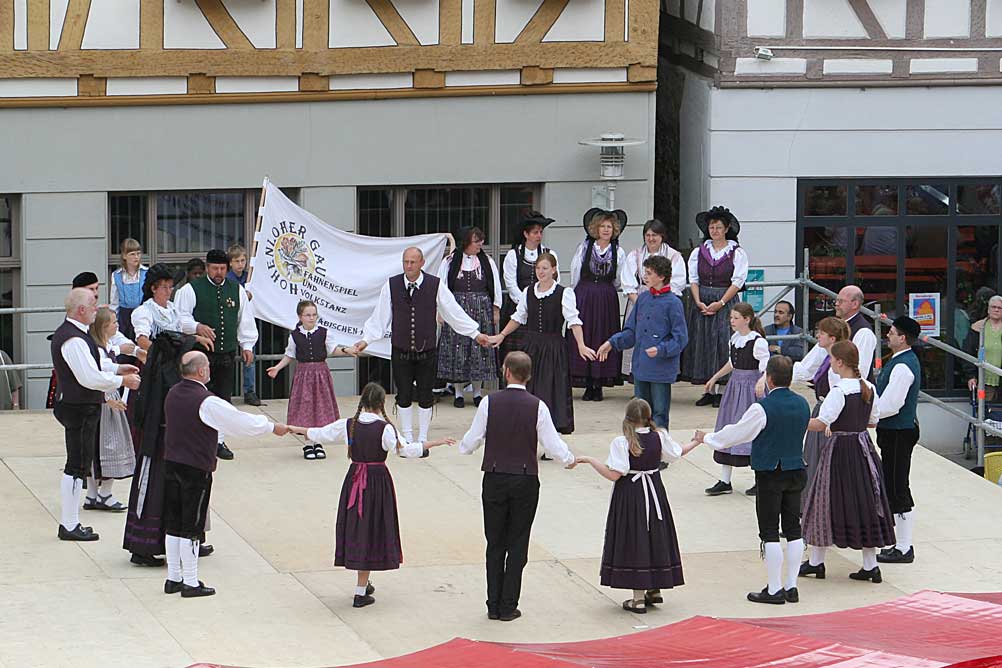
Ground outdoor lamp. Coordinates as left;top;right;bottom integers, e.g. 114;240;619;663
578;132;645;209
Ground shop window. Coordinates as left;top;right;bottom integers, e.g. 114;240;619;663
855;185;898;216
803;226;849;331
904;225;949;390
404;187;490;242
906;185;948;216
955;225;1001;390
957;184;1001;215
804;185;847;217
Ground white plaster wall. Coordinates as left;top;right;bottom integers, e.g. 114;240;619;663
699;0;715;31
50;0;69;49
924;0;971;38
106;77;188;96
164;0;226;49
0;78;77;97
989;0;1002;37
222;0;278;49
803;0;866;38
215;76;299;93
823;59;894;75
296;0;304;47
678;70;712;250
868;0;907;39
462;0;474;43
496;0;543;43
82;0;140;50
13;0;26;50
543;0;604;42
747;0;786;38
329;73;413;90
330;0;394;47
552;68;627;83
392;0;440;45
445;70;520;87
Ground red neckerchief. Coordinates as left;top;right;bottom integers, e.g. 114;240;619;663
649;286;671;296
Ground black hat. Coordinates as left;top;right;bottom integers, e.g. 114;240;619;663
696;206;740;239
582;208;627;238
892;316;921;340
142;263;175;302
71;271;99;288
206;249;229;265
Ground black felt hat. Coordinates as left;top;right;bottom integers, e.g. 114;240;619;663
71;271;99;288
696;206;740;238
142;263;175;302
892;316;921;340
513;211;554;238
205;249;229;265
582;208;628;238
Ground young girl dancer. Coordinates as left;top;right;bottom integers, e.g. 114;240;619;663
109;238;148;344
799;340;895;583
267;300;349;460
289;383;453;608
703;302;769;496
577;398;697;614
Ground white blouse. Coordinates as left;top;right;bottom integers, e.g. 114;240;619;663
687;241;749;288
569;242;638;293
625;244;687;296
605;428;683;475
283;325;338;359
793;344;839;392
306;412;425;457
131;299;183;340
503;247;561;304
730;331;770;372
817;378;880;427
511;282;583;327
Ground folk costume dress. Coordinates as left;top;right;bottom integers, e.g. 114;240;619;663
93;345;136;481
622;244;686;377
713;331;769;467
793;344;841;503
600;428;685;591
802;379;896;550
284;326;340;430
511;281;582;434
307;414;425;571
499;239;559;366
110;265;148;342
436;252;502;384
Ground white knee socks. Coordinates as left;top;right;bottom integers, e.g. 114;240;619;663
397;405;414;442
862;547;878;571
473;382;482;399
179;538;200;587
165;534;182;582
86;476;98;501
895;511;914;552
809;545;826;566
60;474;81;530
720;465;733;484
418;407;433;443
785;539;805;589
764;542;783;594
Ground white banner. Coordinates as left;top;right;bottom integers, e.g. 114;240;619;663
247;181;449;359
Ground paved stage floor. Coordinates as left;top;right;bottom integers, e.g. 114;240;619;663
2;384;1000;668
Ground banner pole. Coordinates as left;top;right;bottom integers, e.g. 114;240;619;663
247;177;269;284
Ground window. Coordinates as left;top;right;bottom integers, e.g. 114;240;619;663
0;195;20;408
798;179;1002;397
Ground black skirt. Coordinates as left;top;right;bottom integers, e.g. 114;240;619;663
600;471;685;590
123;429;167;557
524;331;574;434
335;462;403;571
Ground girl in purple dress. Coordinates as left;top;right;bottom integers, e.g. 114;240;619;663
267;300;349;460
290;383;453;608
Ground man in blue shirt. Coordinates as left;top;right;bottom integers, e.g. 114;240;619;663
764;301;805;362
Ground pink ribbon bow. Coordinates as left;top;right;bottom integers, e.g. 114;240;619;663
347;462;385;518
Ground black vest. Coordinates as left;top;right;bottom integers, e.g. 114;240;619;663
389;272;439;353
730;334;762;371
482;388;540;475
50;320;103;405
291;327;328;362
513;246;550;292
525;283;565;335
164;379;218;473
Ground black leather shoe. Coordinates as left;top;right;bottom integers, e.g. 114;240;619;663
487;608;500;620
704;481;733;496
217;443;234;460
164;579;183;594
181;581;216;598
658;461;669;470
582;387;594;402
799;561;826;578
592;387;604;402
473;395;483;407
353;594;375;608
131;553;165;567
243;391;262;407
644;589;663;605
453;396;465;409
365;582;375;596
745;484;758;496
695;392;715;406
58;524;99;541
199;544;214;558
421;448;431;458
498;608;522;622
712;394;722;408
877;547;914;564
849;566;882;583
784;587;799;603
540;453;552;461
747;587;786;605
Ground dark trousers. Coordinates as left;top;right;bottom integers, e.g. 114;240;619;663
482;472;539;614
392;348;437;409
206;351;236;403
876;426;919;515
755;468;807;543
54;402;100;479
163;461;213;541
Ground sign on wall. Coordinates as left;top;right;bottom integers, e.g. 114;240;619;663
742;269;765;311
908;292;940;338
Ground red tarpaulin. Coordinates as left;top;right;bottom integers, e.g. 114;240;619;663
189;591;1002;668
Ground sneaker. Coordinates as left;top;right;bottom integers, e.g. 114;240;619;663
704;480;733;496
695;392;715;406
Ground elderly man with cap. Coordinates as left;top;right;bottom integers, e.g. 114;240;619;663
874;316;922;565
174;250;258;461
51;288;141;540
162;351;287;597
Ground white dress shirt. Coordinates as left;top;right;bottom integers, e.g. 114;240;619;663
174;280;258;351
306;412;425;458
60;319;123;392
817;378;880;426
109;265;148;311
874;349;917;420
569;243;639;294
132;299;183;340
848;316;878;380
361;271;480;345
793;344;839;392
511;282;583;327
503;247;560;303
606;427;683;474
687;241;749;288
625;245;687;296
192;382;275;437
704;403;768;451
459;385;574;466
283;325;338;359
438;254;504;309
731;331;770;372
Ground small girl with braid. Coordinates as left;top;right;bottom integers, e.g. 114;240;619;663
289;383;453;608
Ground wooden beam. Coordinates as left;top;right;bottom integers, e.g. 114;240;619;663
77;73;106;96
365;0;419;46
276;0;297;49
474;0;495;44
302;0;328;50
413;69;444;88
439;0;462;46
847;0;887;39
605;0;626;42
905;0;923;39
629;0;658;50
515;0;569;43
140;0;164;50
299;72;327;91
521;65;552;85
28;0;50;50
187;73;214;94
58;0;91;51
195;0;254;49
0;1;13;53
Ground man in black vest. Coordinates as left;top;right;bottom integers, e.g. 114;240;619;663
162;351;287;597
459;351;576;621
696;356;811;605
835;285;877;381
175;250;259;461
351;247;489;445
51;288;141;541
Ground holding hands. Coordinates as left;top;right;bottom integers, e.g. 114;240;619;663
596;341;613;362
577;344;597;362
486;333;505;348
272;423;290;436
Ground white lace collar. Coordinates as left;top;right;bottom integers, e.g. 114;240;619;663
730;330;761;348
